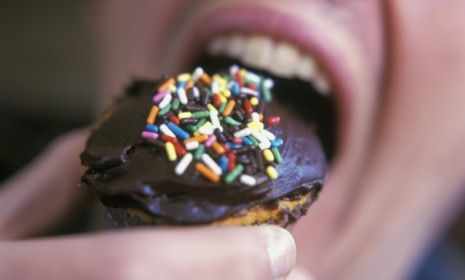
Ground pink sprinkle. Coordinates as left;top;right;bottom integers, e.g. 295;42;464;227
142;131;159;140
152;88;169;103
205;135;217;147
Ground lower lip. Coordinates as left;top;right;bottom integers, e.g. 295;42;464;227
175;2;355;153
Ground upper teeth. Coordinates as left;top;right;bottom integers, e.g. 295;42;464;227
207;34;331;95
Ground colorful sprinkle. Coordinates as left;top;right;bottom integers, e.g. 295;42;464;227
175;153;193;175
141;66;283;186
165;142;177;161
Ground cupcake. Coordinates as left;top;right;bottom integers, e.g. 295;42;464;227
80;65;326;228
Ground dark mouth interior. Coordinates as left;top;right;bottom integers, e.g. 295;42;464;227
193;54;337;161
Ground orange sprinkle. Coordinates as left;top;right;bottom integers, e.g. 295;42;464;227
212;142;225;155
195;163;220;183
222;100;236;117
158;78;175;91
146;105;159;124
200;73;212;85
186;80;194;89
184;134;208;144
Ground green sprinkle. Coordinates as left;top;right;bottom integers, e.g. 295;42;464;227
191;111;210;118
224;164;244;184
218;101;227;113
186;125;197;133
261;83;272;102
171;98;180;110
159;105;170;116
271;147;283;163
246;135;259;146
193;118;208;131
224;117;241;126
194;144;205;160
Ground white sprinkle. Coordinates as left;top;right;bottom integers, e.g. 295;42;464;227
175;153;193;175
210;112;223;132
198;121;215;135
261;130;276;141
252;131;271;150
192;87;200;99
160;124;175;137
246;72;261;84
234;128;253;138
177;87;188;104
252;131;267;143
185;141;199;150
251;112;260;122
241;87;259;97
258;139;271;150
158;93;172;109
263;78;274;89
202;154;222;176
192;67;204;81
211;81;220;93
240;174;257;186
229;65;239;76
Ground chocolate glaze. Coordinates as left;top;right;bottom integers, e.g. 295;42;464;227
81;80;327;224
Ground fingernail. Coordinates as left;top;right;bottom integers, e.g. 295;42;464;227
262;226;296;279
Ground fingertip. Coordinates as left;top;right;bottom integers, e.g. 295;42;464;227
258;226;296;280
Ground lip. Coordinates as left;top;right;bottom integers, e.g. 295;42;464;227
168;1;357;159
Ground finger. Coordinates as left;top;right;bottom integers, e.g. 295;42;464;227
0;226;295;280
287;267;314;280
0;129;91;239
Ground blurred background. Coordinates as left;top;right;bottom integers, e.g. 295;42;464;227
0;1;464;278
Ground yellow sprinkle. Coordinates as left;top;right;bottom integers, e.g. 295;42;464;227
169;84;177;93
178;112;192;119
266;166;279;179
250;97;259;106
247;121;264;131
207;104;218;114
165;142;177;161
259;114;264;121
239;69;247;78
263;149;275;162
219;94;227;103
221;89;231;98
193;131;200;136
177;73;192;82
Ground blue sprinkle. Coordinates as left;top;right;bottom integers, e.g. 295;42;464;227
271;138;283;148
177;81;186;89
145;124;158;133
229;81;240;96
229;143;242;149
242;137;253;145
166;122;190;140
219;155;228;172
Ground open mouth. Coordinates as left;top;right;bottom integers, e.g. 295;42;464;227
191;33;337;161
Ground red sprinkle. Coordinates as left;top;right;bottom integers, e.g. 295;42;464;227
169;115;180;125
232;137;243;144
222;143;231;153
248;83;257;90
172;141;187;156
227;152;236;171
243;99;253;116
212;94;222;107
266;116;281;126
235;72;244;87
161;134;178;143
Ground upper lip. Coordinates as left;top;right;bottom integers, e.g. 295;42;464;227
169;1;357;153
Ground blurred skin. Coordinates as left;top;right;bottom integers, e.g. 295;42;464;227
1;0;465;279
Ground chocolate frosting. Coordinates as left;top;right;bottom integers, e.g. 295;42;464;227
81;80;327;224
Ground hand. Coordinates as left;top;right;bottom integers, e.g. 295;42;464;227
0;130;296;280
